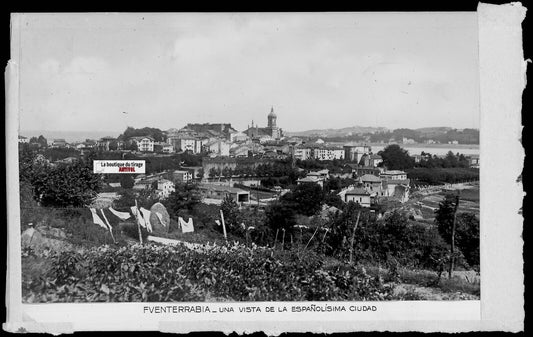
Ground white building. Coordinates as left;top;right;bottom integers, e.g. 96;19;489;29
167;135;207;154
313;147;344;160
157;179;175;199
344;144;371;162
161;144;174;153
344;188;371;207
131;136;155;152
18;136;29;144
204;139;230;156
230;131;249;143
402;137;416;144
294;147;312;160
173;170;193;183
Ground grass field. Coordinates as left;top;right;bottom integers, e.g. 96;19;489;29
457;187;480;202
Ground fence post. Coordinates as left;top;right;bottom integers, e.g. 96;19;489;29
100;209;116;244
220;209;227;241
134;199;143;245
273;228;279;249
304;226;320;250
349;211;361;265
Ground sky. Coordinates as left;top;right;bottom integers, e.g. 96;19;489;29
15;13;480;134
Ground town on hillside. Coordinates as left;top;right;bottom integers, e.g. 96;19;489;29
19;107;480;302
18;107;480;207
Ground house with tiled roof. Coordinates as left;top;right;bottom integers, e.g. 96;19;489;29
51;139;68;148
198;183;250;203
297;175;325;188
344;187;371;207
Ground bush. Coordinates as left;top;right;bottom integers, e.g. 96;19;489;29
23;242;401;302
324;208;451;271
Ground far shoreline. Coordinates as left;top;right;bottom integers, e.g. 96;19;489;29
368;143;479;149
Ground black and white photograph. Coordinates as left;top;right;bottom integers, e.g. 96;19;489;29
5;7;525;333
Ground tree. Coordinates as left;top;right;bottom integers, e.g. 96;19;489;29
378;144;414;170
37;135;48;148
120;126;165;142
435;193;462;275
163;182;201;216
222;167;233;178
265;200;296;232
114;188;157;209
324;201;365;258
323;192;343;209
124;140;138;152
220;195;241;231
208;167;219;179
280;183;323;216
455;213;480;268
108;140;119;151
443;151;458;168
119;175;135;189
197;168;204;180
31;158;101;207
435;194;458;242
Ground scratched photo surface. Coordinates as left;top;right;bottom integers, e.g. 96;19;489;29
17;13;480;303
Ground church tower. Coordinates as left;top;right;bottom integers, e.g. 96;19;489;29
267;106;277;128
267;106;282;140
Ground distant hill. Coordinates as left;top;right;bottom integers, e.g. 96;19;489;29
285;126;389;137
415;127;453;135
19;130;121;143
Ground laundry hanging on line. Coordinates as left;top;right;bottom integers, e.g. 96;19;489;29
99;209;113;231
108;206;131;220
139;207;153;233
179;217;194;233
89;208;109;230
130;206;147;229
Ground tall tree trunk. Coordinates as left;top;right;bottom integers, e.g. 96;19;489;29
449;193;460;279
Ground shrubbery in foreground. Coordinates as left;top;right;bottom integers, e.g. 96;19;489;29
22;242;401;303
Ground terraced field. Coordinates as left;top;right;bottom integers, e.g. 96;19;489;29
409;184;480;221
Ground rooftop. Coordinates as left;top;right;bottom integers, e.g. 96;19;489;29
381;170;406;175
198;183;249;194
345;187;370;196
384;179;410;185
130;135;155;141
298;176;324;183
360;174;381;182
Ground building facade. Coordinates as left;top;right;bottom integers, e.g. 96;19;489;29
344;144;371;162
130;136;155;152
313;146;345;160
344;188;371;207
